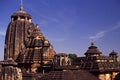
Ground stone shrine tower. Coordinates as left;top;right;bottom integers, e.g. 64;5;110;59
4;5;33;60
4;3;55;72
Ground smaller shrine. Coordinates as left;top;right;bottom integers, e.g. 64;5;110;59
73;42;120;80
54;53;71;66
0;58;22;80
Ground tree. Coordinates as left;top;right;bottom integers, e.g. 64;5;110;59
68;53;77;60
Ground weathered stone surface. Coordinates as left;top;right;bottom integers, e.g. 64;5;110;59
54;53;71;66
0;58;22;80
22;73;43;80
84;42;102;57
4;19;35;60
73;42;120;80
4;5;55;74
40;70;99;80
16;25;55;73
0;66;22;80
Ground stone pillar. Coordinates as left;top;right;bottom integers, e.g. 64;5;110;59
0;66;22;80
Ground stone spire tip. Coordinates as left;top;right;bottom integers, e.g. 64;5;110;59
20;0;24;11
91;42;94;46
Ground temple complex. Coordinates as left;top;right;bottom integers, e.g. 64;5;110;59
1;2;120;80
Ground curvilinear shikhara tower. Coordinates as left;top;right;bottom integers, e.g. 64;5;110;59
4;3;55;72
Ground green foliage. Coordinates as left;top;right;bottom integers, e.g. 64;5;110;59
68;53;77;60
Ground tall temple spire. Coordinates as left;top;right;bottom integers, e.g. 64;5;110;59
20;0;24;11
4;1;55;73
4;0;32;60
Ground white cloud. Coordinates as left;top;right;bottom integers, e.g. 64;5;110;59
0;31;5;36
89;31;105;40
89;22;120;41
107;22;120;32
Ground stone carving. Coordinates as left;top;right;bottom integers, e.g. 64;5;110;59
0;58;22;80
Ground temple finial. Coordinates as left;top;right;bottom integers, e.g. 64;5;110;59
20;0;24;11
91;42;94;46
91;39;94;46
112;50;115;52
20;0;23;6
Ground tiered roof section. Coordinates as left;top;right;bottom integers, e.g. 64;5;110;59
74;42;120;73
85;42;102;57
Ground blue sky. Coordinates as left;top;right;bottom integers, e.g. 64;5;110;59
0;0;120;60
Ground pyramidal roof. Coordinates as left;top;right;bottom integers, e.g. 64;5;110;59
85;42;102;56
109;50;118;56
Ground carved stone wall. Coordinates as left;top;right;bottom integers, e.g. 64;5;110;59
98;72;118;80
0;66;22;80
4;21;35;60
